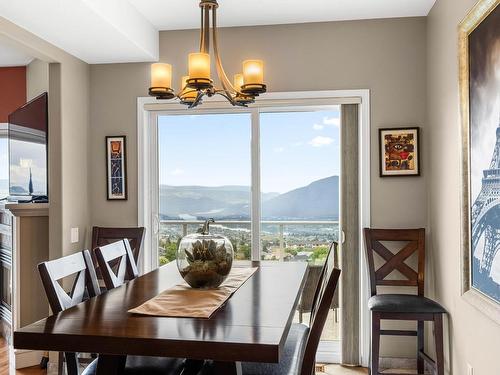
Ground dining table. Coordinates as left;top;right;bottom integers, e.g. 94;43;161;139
13;260;308;375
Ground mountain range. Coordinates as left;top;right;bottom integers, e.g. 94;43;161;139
159;176;339;220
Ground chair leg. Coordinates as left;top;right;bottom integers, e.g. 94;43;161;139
417;320;424;374
58;352;63;375
370;312;381;375
64;352;79;375
434;314;445;375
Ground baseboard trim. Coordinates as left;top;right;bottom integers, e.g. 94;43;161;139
317;340;341;364
14;348;44;369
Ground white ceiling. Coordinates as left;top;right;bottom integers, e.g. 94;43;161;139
0;39;33;67
0;0;437;64
129;0;437;30
0;0;158;64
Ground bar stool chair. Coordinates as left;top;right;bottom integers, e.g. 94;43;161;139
364;228;446;375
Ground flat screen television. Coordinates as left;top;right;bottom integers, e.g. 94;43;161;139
8;92;48;200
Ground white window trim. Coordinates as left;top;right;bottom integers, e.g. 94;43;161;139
137;90;371;367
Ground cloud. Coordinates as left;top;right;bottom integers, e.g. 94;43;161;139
309;136;334;147
171;168;184;176
323;116;340;127
273;146;285;153
291;141;303;147
312;123;324;131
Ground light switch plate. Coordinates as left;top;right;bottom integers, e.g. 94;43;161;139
70;227;79;243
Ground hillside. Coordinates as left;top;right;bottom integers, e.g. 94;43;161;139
159;176;339;220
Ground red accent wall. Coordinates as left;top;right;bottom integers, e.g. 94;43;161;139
0;67;26;122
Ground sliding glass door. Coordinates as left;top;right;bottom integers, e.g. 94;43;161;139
155;105;343;361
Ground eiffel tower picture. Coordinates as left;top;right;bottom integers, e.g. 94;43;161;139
471;119;500;301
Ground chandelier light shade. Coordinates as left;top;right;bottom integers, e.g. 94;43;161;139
148;0;267;108
149;63;174;99
188;52;211;81
233;73;244;91
180;75;198;105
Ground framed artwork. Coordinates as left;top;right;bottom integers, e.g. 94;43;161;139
379;127;420;177
459;0;500;315
106;136;127;200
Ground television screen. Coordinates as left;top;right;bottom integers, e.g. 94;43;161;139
8;92;48;197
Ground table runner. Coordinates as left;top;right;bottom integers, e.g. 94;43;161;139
128;267;258;318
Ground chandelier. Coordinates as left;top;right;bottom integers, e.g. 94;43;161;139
148;0;267;108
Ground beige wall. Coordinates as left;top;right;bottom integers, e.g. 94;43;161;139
0;17;90;259
90;18;428;357
26;58;49;101
427;0;500;374
90;17;428;230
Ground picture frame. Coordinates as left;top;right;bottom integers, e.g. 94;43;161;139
106;136;127;200
459;0;500;321
379;127;420;177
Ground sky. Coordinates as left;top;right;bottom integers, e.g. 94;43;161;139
158;108;340;194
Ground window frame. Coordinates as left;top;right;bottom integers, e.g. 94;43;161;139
137;90;371;366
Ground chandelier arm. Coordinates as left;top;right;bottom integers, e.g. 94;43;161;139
189;91;205;109
211;5;239;100
199;6;205;53
202;4;210;53
214;90;247;107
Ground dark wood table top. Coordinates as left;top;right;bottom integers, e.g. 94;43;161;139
14;261;308;363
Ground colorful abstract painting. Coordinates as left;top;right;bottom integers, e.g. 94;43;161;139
379;128;420;177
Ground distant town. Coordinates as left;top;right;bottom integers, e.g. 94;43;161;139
157;176;340;265
159;220;339;265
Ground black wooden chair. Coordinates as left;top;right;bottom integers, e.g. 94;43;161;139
94;239;203;375
38;250;101;375
91;226;145;263
199;242;341;375
91;226;145;282
364;228;446;375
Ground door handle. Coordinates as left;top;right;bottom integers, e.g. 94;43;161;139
153;215;160;235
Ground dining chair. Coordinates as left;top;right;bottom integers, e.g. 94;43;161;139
199;242;341;375
94;239;203;375
91;226;145;263
298;241;339;324
364;228;446;375
91;226;145;281
38;250;101;375
94;239;139;290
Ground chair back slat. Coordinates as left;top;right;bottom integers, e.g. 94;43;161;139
44;252;86;281
38;250;100;314
38;250;100;375
300;242;341;375
95;239;139;290
364;228;425;296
